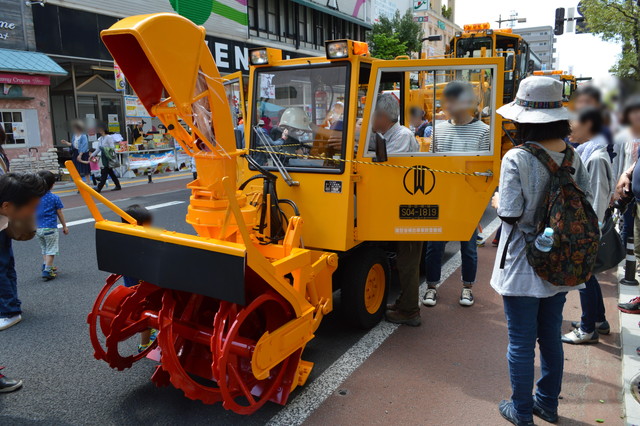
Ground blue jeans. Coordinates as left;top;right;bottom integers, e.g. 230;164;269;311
0;230;20;318
578;275;606;333
503;292;567;421
425;229;478;286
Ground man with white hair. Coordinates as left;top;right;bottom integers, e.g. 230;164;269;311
375;93;422;326
372;93;419;153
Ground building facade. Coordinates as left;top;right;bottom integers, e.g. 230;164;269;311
513;26;557;70
0;0;66;167
372;0;412;21
23;0;371;148
412;0;460;58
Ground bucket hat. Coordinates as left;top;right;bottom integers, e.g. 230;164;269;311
497;76;574;123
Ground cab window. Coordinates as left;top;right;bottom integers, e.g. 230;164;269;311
223;75;245;148
364;66;496;157
455;37;492;58
249;64;349;172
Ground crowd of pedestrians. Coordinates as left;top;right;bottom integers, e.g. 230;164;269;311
1;75;640;426
383;75;640;425
0;120;132;393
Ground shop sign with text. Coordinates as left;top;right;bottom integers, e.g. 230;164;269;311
0;73;50;86
0;0;32;50
205;35;305;74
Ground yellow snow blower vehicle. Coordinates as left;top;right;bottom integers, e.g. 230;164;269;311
70;13;505;415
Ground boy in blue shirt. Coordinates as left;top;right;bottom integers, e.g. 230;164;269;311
36;171;68;281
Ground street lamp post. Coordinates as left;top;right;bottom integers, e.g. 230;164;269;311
420;35;443;59
495;15;527;28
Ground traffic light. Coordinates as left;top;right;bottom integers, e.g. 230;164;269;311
554;7;565;35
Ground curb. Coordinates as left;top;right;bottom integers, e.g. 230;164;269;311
619;263;640;425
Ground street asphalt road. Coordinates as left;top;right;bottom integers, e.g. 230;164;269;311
0;179;497;425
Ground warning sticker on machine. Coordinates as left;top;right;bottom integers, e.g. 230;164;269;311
399;205;439;220
324;180;342;193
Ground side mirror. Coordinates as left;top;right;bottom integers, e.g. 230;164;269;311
373;133;388;162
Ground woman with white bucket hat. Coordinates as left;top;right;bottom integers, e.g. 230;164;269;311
491;76;593;425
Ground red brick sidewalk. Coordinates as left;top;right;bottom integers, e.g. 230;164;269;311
306;242;623;425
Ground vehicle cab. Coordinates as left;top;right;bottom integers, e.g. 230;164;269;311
240;40;505;253
451;23;542;104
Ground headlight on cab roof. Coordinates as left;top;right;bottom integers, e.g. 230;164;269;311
249;48;269;65
326;40;350;59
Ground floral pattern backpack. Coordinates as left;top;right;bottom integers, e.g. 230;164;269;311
503;142;600;287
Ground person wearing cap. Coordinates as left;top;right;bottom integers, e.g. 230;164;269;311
326;101;344;130
251;109;302;166
492;76;592;425
256;119;270;139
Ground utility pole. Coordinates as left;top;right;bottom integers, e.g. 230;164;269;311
495;14;527;28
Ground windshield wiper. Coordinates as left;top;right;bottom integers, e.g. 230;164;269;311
253;126;299;186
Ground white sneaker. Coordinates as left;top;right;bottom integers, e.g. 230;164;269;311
562;328;598;344
422;288;437;307
0;315;22;331
459;288;474;306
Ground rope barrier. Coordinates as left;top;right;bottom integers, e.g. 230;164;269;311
248;148;493;177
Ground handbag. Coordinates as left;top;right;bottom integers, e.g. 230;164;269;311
6;217;36;241
593;208;625;274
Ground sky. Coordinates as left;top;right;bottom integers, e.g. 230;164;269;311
453;0;621;82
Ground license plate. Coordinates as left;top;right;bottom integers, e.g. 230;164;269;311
399;205;439;220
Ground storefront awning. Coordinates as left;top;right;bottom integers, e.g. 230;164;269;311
0;48;67;76
290;0;373;29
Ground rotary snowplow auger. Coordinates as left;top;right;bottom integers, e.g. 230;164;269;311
71;13;337;415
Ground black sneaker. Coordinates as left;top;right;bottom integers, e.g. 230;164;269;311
570;320;610;335
533;396;558;423
498;400;534;426
619;297;640;314
0;367;23;393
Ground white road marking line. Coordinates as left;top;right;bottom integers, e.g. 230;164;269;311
146;201;185;210
57;201;186;228
58;218;95;228
267;217;501;426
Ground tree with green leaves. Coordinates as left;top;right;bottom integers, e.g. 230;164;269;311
441;5;453;20
369;10;424;59
580;0;640;80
